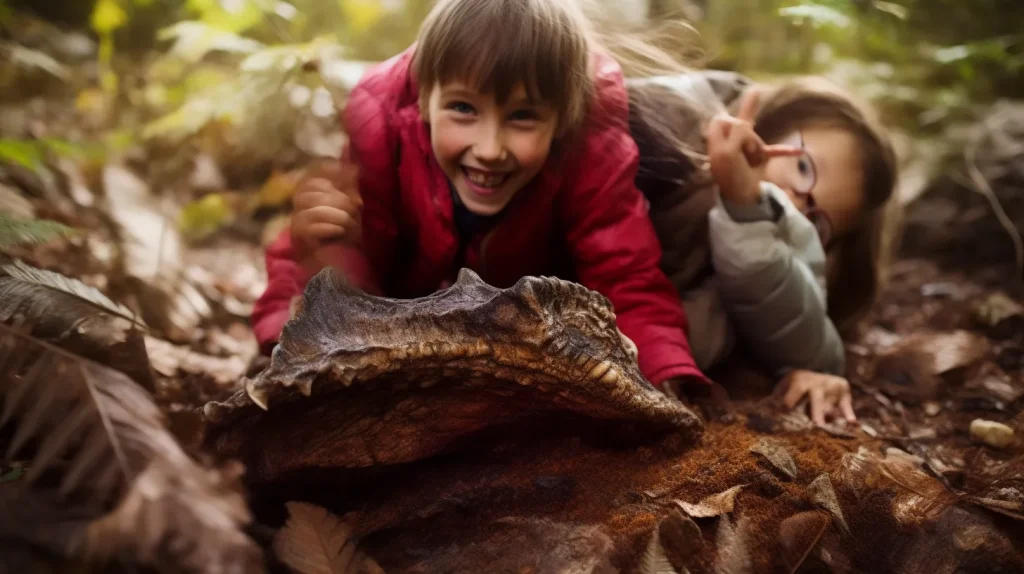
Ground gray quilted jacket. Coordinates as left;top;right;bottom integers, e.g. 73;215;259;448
628;73;845;377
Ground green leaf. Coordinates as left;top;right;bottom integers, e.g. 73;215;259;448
178;193;234;240
339;0;383;34
158;21;265;62
933;44;971;64
90;0;128;35
872;1;907;20
184;0;265;33
779;4;852;29
0;214;76;248
0;139;44;172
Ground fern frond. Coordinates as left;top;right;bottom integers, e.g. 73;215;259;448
0;259;143;328
0;213;76;248
0;325;261;572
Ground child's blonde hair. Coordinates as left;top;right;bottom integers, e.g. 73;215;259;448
412;0;695;137
751;77;900;333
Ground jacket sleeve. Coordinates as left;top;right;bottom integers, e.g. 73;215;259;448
250;78;401;355
564;126;705;387
251;229;305;356
708;181;845;376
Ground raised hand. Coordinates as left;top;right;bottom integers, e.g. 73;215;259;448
290;159;363;273
705;89;802;205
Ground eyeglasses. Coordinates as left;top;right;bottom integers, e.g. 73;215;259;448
780;131;833;247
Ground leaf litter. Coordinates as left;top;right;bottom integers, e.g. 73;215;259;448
749;438;798;480
675;484;746;518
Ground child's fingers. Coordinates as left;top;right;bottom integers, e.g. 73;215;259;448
705;115;730;146
839;393;856;423
294;181;363;211
736;88;761;123
306;159;361;198
782;379;807;409
809;387;827;427
303;205;356;228
304;222;348;240
763;144;804;158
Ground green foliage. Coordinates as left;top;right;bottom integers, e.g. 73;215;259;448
178;193;233;241
0;213;76;249
0;138;105;173
701;0;1024;130
778;3;853;30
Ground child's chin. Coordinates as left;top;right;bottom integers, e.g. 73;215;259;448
456;186;515;216
462;197;509;217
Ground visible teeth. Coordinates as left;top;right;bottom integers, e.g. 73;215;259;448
466;169;507;187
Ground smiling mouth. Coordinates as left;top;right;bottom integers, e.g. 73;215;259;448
462;166;510;189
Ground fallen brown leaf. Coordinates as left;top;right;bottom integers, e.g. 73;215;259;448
713;514;752;574
273;501;384;574
807;474;850;536
639;526;679;574
750;439;798;480
0;325;260;573
676;484;745;518
778;511;830;574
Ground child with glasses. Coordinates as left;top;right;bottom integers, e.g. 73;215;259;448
627;73;898;426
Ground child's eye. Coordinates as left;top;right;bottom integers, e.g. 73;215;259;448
797;157;810;175
508;109;539;122
447;101;475;115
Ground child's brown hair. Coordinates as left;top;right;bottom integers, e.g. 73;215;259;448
412;0;696;138
751;77;900;333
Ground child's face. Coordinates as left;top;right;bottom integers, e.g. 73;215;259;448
427;81;559;216
763;126;866;245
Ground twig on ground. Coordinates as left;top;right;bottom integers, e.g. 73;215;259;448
961;118;1024;278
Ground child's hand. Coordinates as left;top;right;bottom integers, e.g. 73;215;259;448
706;90;802;205
291;159;363;256
779;369;856;427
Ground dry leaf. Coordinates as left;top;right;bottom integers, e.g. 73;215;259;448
778;511;830;573
676;485;745;518
750;439;798;480
713;514;752;574
0;325;260;572
103;164;211;341
639;527;679;574
973;292;1024;326
0;182;35;218
658;510;703;563
0;258;141;326
906;330;989;375
807;474;850;536
274;501;384;574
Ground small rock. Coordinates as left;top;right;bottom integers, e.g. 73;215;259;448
924;402;942;417
969;420;1015;449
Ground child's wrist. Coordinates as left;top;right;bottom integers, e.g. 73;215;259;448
720;181;762;206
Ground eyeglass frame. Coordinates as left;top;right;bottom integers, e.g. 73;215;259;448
782;130;834;248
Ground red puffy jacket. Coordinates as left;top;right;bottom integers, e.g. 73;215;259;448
252;46;705;387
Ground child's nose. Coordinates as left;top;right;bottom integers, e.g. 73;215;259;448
473;126;505;162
